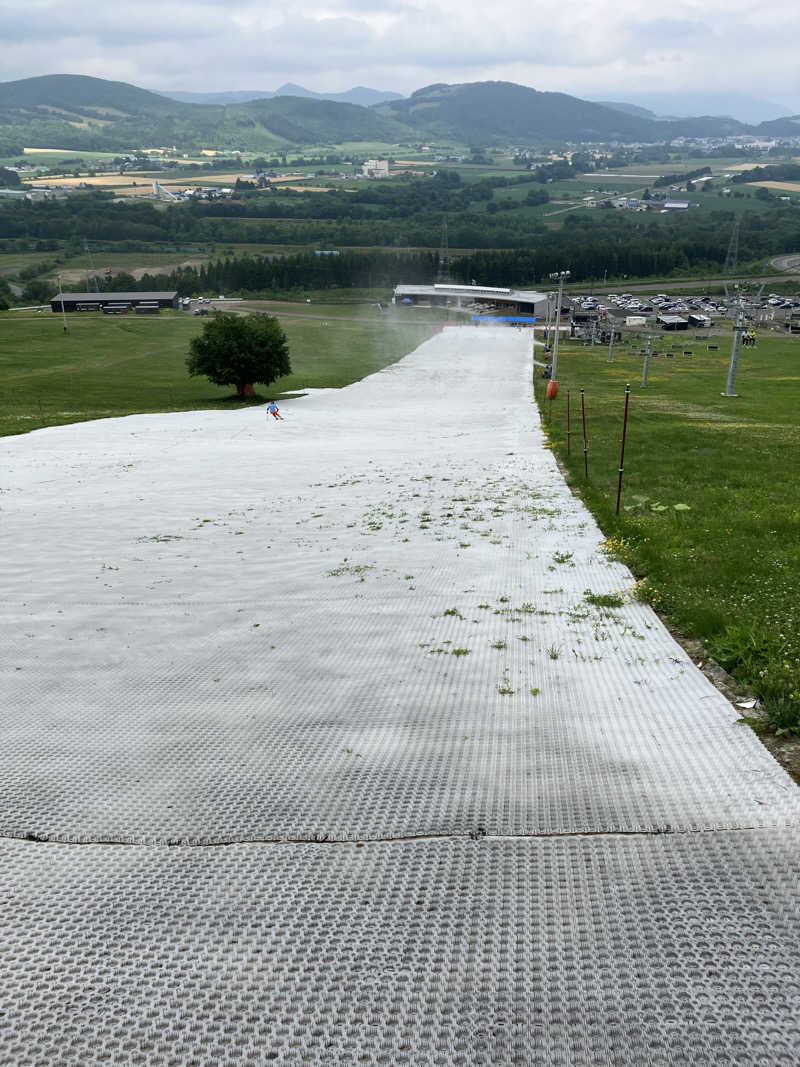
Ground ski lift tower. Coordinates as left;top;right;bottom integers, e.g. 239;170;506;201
436;218;451;285
720;280;764;397
84;240;100;293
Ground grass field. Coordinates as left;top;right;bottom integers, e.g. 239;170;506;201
533;331;800;732
0;306;440;437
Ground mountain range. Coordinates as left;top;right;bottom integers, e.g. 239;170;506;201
588;91;793;125
1;74;799;156
160;84;404;108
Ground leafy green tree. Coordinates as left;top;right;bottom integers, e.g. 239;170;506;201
22;278;56;304
0;167;21;188
186;312;291;396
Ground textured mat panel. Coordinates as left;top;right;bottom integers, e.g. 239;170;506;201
3;329;800;1066
2;833;799;1066
2;329;800;843
2;590;798;843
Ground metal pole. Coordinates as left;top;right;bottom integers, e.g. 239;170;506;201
58;274;68;334
616;384;631;515
567;389;571;456
607;327;616;363
641;335;651;388
722;308;744;397
581;389;588;479
550;274;565;380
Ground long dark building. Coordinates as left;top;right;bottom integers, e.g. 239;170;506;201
50;291;179;312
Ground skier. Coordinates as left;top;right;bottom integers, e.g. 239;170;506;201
267;400;283;420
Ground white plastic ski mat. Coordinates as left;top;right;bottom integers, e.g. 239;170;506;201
2;326;799;1064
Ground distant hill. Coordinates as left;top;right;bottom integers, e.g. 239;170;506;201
0;73;796;155
229;96;410;145
0;73;411;152
375;81;659;143
0;73;186;120
756;115;800;136
596;101;658;120
161;84;403;107
375;81;759;143
586;91;792;125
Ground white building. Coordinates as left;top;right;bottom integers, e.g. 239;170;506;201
362;159;390;179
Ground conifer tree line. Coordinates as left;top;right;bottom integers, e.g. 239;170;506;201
4;172;800;298
101;203;800;297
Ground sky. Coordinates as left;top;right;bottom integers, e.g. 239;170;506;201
2;0;800;118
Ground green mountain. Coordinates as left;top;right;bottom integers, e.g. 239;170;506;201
756;115;800;136
0;74;412;153
596;101;658;120
162;84;404;107
226;96;411;145
0;73;790;157
0;73;184;121
374;81;753;143
374;81;659;142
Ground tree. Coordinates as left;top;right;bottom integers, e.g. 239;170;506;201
186;312;291;396
22;278;56;305
0;166;21;188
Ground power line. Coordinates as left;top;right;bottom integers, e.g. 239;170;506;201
436;218;451;284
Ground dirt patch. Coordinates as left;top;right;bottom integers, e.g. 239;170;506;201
128;258;207;280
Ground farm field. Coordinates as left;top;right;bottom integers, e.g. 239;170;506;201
22;170;253;190
0;249;213;285
0;306;440;438
750;181;800;194
534;331;800;734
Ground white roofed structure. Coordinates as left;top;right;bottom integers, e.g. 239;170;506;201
394;283;549;316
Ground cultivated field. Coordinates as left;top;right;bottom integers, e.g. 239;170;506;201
751;181;800;194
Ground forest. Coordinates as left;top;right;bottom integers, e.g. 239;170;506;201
4;161;800;302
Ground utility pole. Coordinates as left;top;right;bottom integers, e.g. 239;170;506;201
84;240;100;293
549;270;570;380
544;292;554;351
58;274;68;334
724;218;740;275
436;218;451;284
607;327;616;363
641;335;651;388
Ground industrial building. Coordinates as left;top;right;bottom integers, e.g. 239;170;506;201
393;283;549;318
361;160;390;179
50;292;179;313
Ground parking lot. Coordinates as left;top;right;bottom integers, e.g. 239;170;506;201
567;289;800;329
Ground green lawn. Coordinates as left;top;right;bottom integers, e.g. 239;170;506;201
0;305;437;436
534;331;800;732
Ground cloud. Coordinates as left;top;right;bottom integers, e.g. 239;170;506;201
0;0;799;112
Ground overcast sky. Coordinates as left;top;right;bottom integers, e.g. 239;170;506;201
2;0;799;117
